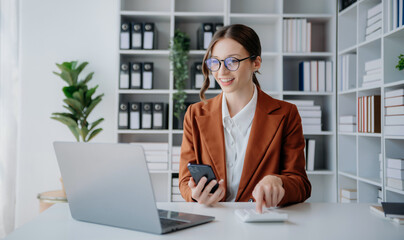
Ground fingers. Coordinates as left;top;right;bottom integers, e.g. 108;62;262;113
198;179;217;204
253;185;264;213
190;177;207;201
188;177;196;188
206;180;225;205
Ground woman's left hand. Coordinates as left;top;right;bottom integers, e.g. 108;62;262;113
252;175;285;213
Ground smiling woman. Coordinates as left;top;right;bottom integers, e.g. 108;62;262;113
178;24;311;213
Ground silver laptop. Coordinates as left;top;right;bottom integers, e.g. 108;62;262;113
53;142;214;234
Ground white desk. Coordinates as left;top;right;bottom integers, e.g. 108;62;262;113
4;202;404;240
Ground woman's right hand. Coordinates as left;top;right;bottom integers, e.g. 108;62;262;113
188;177;225;205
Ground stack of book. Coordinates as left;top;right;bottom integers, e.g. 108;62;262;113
298;61;333;92
304;138;316;171
285;100;322;133
339;54;356;91
391;0;404;31
340;188;357;203
370;204;404;225
386;157;404;191
362;58;382;88
357;95;381;133
171;146;181;171
283;18;311;53
365;3;382;41
131;142;169;170
171;175;185;202
339;115;356;132
385;88;404;136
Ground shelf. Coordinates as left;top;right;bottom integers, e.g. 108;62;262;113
118;89;170;94
184;89;222;94
303;131;334;136
307;170;334;175
338;171;357;180
230;13;280;19
356;85;381;92
172;130;183;134
149;170;170;174
386;187;404;195
283;13;333;21
120;10;171;17
338;88;357;95
282;52;333;57
338;132;356;136
117;130;169;134
119;50;169;55
174;12;224;17
338;2;357;17
383;25;404;39
384;135;404;140
357;133;381;137
189;50;206;55
357;176;382;187
384;79;404;88
357;35;381;49
282;91;333;96
338;45;357;55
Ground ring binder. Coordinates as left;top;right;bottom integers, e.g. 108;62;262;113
131;62;142;89
131;22;143;49
143;23;157;50
119;62;130;89
191;62;215;89
129;102;141;129
142;62;153;89
152;102;166;129
120;22;130;50
214;23;224;33
118;102;129;129
141;102;153;129
197;23;213;50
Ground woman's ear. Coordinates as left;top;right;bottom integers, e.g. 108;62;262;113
253;56;262;72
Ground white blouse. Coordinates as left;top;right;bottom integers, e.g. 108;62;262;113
222;85;258;201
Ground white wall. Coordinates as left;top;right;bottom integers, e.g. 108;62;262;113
16;0;119;227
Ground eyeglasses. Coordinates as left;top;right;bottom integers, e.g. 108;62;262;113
205;55;256;72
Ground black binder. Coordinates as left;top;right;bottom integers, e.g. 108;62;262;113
130;62;142;89
142;62;153;89
119;62;130;89
173;102;191;129
120;22;130;50
118;102;129;129
129;102;141;130
197;23;213;50
131;22;143;49
191;62;216;89
143;23;156;50
141;102;153;129
152;102;167;129
214;23;224;33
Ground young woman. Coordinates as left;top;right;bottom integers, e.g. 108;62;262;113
179;24;311;213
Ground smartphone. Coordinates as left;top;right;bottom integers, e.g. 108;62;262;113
187;163;219;194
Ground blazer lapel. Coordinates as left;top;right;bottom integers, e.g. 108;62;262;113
236;89;283;201
195;94;227;185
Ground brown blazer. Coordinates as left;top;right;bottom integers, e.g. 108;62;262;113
179;88;311;206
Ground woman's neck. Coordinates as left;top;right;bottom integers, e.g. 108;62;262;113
225;82;255;118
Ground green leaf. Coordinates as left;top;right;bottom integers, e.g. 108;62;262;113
72;90;84;105
75;62;88;75
86;128;103;142
89;118;104;131
51;115;78;126
68;126;80;142
79;72;94;87
84;94;104;117
80;125;89;142
85;85;98;103
51;112;78;121
64;98;83;114
71;61;78;70
63;86;78;98
63;105;78;115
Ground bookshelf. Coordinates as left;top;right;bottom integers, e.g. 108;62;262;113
337;0;404;203
118;0;337;203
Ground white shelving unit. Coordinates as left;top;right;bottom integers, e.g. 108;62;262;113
118;0;337;202
337;0;404;203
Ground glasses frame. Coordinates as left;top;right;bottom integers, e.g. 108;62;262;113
205;55;256;72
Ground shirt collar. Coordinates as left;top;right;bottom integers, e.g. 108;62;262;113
222;84;258;135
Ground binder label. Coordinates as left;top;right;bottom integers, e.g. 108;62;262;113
195;74;204;88
118;112;128;127
143;72;152;89
132;33;142;48
203;32;213;49
153;112;163;128
120;74;129;89
143;32;154;49
120;32;130;49
131;73;141;88
142;113;152;128
130;112;140;129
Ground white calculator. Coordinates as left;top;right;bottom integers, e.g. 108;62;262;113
234;209;288;222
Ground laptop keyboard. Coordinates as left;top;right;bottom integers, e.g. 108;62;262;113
160;217;188;228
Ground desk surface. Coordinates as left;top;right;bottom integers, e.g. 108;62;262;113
5;202;404;240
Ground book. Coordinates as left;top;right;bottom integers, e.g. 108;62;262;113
363;73;382;82
387;158;404;169
365;20;382;35
385;115;404;125
310;60;318;91
385;96;404;107
326;61;333;92
367;2;382;19
385;105;404;115
365;28;382;41
301;117;321;125
297;106;321;111
318;61;326;92
339;124;356;132
172;186;180;194
341;188;357;199
298;110;322;118
385;125;404;136
172;163;179;171
365;68;381;76
306;22;311;52
385;88;404;98
304;62;311;91
306;139;316;171
381;202;404;218
340;115;356;124
387;177;404;190
285;100;314;106
302;124;322;132
340;197;356;203
172;146;181;155
367;12;382;26
172;178;179;187
387;168;404;180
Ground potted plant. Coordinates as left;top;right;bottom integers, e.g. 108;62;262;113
169;29;190;129
396;54;404;71
51;61;104;142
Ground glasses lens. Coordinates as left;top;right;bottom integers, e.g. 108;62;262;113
206;58;220;71
224;57;240;71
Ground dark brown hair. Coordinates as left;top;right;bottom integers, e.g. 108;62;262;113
200;24;262;102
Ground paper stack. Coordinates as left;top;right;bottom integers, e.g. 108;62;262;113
365;3;382;41
340;188;357;203
384;88;404;136
283;18;311;53
339;54;356;91
299;60;333;92
339;115;356;132
386;157;404;191
131;142;169;170
171;175;185;202
171;146;181;171
285;99;322;133
362;58;382;88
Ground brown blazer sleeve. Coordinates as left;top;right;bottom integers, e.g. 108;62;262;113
273;104;311;206
178;104;196;202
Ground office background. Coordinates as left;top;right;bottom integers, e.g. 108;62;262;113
1;0;403;238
